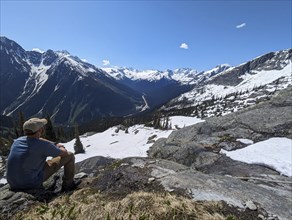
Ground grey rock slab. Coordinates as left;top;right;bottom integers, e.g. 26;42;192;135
148;159;292;220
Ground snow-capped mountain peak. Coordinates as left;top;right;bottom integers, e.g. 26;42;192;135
103;67;173;82
26;48;98;77
103;65;231;86
171;68;201;84
56;50;70;56
203;64;232;78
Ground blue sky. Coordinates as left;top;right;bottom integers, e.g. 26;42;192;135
1;0;291;71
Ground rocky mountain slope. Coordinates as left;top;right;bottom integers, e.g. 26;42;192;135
0;37;145;124
161;49;291;118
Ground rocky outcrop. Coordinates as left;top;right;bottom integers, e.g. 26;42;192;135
1;156;291;220
145;87;292;219
148;86;292;174
88;157;292;220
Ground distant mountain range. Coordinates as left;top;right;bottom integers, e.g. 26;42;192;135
0;36;291;125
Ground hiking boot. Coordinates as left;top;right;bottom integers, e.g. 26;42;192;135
61;179;81;192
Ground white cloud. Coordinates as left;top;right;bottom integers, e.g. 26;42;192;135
236;23;246;29
31;48;44;53
102;59;110;66
180;43;189;49
81;59;87;62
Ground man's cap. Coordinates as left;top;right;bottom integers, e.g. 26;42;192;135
23;118;47;133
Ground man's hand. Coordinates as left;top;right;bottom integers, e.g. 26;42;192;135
56;143;66;149
54;143;69;157
58;145;70;157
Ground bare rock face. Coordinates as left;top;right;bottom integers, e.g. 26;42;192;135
147;158;291;220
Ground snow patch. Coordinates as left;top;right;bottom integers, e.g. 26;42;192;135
31;48;45;53
140;95;150;112
221;137;292;177
169;116;204;128
0;178;7;184
236;138;254;145
30;63;50;93
63;116;203;163
66;56;96;74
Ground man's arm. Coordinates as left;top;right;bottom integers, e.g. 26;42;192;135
40;138;57;145
55;143;71;157
40;138;71;157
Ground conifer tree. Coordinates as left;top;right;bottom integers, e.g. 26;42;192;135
162;117;166;129
14;126;19;138
56;127;66;142
18;111;25;136
153;113;162;129
74;126;84;154
163;116;170;130
0;136;5;155
0;136;12;156
45;114;56;141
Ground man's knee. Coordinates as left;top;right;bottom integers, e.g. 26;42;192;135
59;151;75;164
65;151;75;163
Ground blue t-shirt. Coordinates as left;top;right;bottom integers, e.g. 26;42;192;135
7;136;61;190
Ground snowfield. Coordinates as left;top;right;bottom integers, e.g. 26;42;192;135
63;116;204;162
63;116;291;177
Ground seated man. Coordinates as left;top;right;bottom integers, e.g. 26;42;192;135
7;117;78;191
